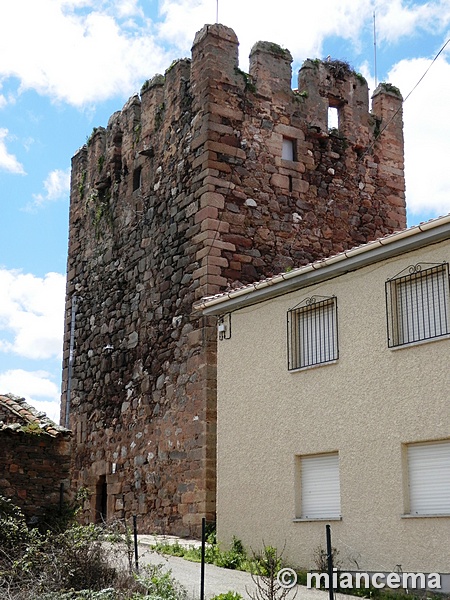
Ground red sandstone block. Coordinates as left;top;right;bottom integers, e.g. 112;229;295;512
195;206;218;224
193;167;220;185
279;161;306;174
191;130;218;151
178;503;189;515
196;246;222;260
182;513;204;526
206;102;243;121
194;183;216;199
199;192;225;209
192;264;222;280
203;175;235;189
386;194;406;207
204;238;236;251
223;234;253;249
201;255;229;268
293;178;309;193
192;230;221;245
207;121;236;135
229;261;242;270
204;140;246;159
379;164;404;176
274;123;306;140
224;212;246;226
200;218;230;233
204;159;232;174
270;173;289;189
192;150;211;170
199;274;228;288
384;178;405;192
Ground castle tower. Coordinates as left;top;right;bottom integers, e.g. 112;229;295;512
61;24;405;535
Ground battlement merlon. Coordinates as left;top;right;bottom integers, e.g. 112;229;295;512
70;23;405;165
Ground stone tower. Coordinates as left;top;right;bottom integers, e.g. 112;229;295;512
61;24;405;536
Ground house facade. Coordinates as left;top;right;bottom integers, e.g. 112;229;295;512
197;215;450;585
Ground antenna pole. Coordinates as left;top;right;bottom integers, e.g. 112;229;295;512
373;11;378;88
216;0;219;23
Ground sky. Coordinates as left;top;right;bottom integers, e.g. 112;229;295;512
1;0;450;423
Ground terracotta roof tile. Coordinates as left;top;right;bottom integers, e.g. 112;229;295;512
0;394;71;438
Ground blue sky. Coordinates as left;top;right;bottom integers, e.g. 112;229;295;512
1;0;450;422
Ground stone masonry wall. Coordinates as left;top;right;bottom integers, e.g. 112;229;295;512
61;24;406;536
0;431;72;521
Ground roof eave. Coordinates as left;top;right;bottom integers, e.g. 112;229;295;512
197;216;450;316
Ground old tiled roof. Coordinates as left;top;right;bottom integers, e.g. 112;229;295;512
0;394;71;438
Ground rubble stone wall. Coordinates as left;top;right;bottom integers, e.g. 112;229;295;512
61;24;405;536
0;431;72;521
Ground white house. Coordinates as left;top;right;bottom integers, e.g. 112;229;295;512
196;214;450;589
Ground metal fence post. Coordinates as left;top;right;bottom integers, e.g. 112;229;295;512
326;524;334;600
133;515;139;573
200;517;206;600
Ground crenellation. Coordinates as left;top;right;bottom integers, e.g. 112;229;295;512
249;41;293;99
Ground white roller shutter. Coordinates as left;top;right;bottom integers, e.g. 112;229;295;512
408;441;450;515
301;453;341;519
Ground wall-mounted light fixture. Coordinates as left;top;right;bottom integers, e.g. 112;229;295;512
218;313;231;340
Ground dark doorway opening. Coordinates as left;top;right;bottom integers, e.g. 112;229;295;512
95;475;107;523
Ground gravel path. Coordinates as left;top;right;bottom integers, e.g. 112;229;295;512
137;539;352;600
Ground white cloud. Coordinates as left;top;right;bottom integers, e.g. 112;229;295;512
0;128;25;174
0;369;61;423
29;167;71;210
375;0;450;44
388;55;450;218
0;1;170;106
0;269;66;360
157;0;372;71
113;0;144;19
0;0;447;107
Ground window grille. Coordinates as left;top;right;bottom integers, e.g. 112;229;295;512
386;263;450;348
287;296;338;370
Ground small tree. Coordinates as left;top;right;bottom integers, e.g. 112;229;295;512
247;544;297;600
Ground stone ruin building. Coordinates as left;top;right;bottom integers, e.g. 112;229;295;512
0;395;72;522
61;23;406;536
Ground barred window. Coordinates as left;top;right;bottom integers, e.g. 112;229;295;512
287;296;338;370
386;263;450;348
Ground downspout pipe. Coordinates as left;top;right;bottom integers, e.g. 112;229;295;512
64;295;77;429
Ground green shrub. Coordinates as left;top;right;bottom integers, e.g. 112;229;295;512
213;536;247;570
133;563;187;600
0;494;31;554
210;592;243;600
152;533;248;571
